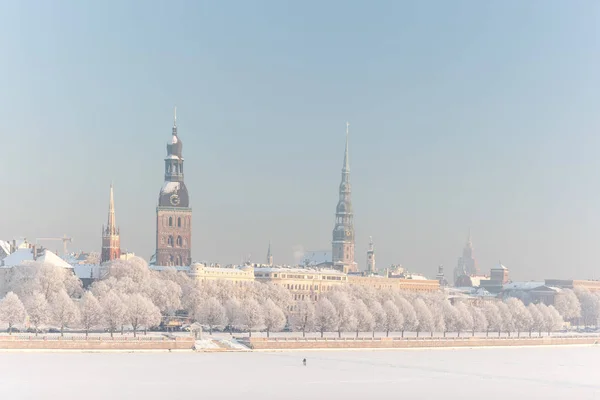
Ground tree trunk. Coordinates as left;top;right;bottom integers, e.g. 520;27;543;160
356;329;359;339
266;329;270;338
372;330;375;338
121;325;124;335
430;331;433;337
61;325;64;337
8;324;12;335
249;330;252;338
110;328;114;338
338;329;341;338
457;331;461;337
386;329;389;337
472;329;475;337
416;330;419;338
498;330;501;337
302;327;306;338
133;327;137;338
517;330;520;338
528;330;532;337
209;326;213;335
320;329;324;338
35;326;39;337
86;328;89;338
443;331;446;338
486;329;489;337
401;330;404;338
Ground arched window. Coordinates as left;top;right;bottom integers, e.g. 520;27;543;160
178;217;181;227
176;256;181;266
113;252;117;259
176;236;182;247
169;217;173;227
168;236;173;246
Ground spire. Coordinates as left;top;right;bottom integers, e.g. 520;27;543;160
172;106;178;136
343;121;350;172
107;183;116;235
368;236;374;251
266;240;273;266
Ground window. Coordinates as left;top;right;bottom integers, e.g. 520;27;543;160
178;217;181;227
168;236;173;246
169;217;173;227
177;236;182;247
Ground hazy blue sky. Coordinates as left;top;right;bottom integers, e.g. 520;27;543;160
1;1;599;281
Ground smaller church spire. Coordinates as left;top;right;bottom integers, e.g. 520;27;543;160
343;121;350;172
107;183;116;235
172;106;178;136
266;240;273;266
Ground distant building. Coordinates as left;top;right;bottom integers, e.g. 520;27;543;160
479;262;510;294
348;274;440;293
254;266;348;301
155;109;192;266
453;231;479;285
101;184;121;263
436;265;448;287
301;251;332;267
544;279;600;293
366;237;376;275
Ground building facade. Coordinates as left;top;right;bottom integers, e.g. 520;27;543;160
348;275;440;293
254;267;348;301
332;123;357;273
101;184;121;263
155;110;192;266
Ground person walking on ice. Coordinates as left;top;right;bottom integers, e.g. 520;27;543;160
303;358;306;366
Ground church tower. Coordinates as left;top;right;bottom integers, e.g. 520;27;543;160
101;184;121;263
332;122;357;273
155;108;192;266
266;241;273;266
366;236;375;275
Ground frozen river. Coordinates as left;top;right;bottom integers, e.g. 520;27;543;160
1;346;599;399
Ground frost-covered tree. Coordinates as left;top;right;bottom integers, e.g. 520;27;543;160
0;292;26;334
413;298;434;337
225;298;243;335
547;305;564;334
262;299;286;337
396;297;417;337
140;302;161;335
554;289;581;323
240;298;263;337
8;262;82;302
101;291;126;338
146;278;182;316
314;298;339;338
483;302;501;337
441;301;459;337
195;297;226;335
382;300;403;337
454;302;473;337
369;300;386;338
127;293;160;337
79;292;103;338
506;298;532;337
497;302;514;336
470;305;487;336
50;290;79;337
329;292;357;338
575;288;600;327
353;299;374;338
292;300;315;337
527;303;544;337
25;292;49;336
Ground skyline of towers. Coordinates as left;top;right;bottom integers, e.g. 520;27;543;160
101;183;121;263
332;122;357;273
454;230;479;284
154;109;192;266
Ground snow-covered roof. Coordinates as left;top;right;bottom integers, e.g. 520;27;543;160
0;240;10;258
149;265;191;273
492;262;508;270
161;181;180;194
301;250;332;266
73;264;105;280
1;248;72;269
254;266;345;276
165;154;180;160
503;281;544;291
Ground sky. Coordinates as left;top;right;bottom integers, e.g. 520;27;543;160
0;1;599;281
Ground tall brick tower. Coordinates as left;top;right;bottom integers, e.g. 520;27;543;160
155;108;192;266
101;183;121;263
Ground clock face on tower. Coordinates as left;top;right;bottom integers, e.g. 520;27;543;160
346;230;352;237
170;193;180;206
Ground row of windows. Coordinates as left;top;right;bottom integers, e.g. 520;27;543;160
166;162;183;174
161;235;187;248
163;216;191;228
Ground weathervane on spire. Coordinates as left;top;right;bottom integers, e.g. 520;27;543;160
174;106;177;128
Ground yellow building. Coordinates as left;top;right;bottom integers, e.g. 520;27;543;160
254;267;347;301
545;279;600;293
348;275;440;293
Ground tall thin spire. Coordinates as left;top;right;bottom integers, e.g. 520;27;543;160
172;106;178;136
107;183;116;235
266;240;273;266
343;121;350;172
